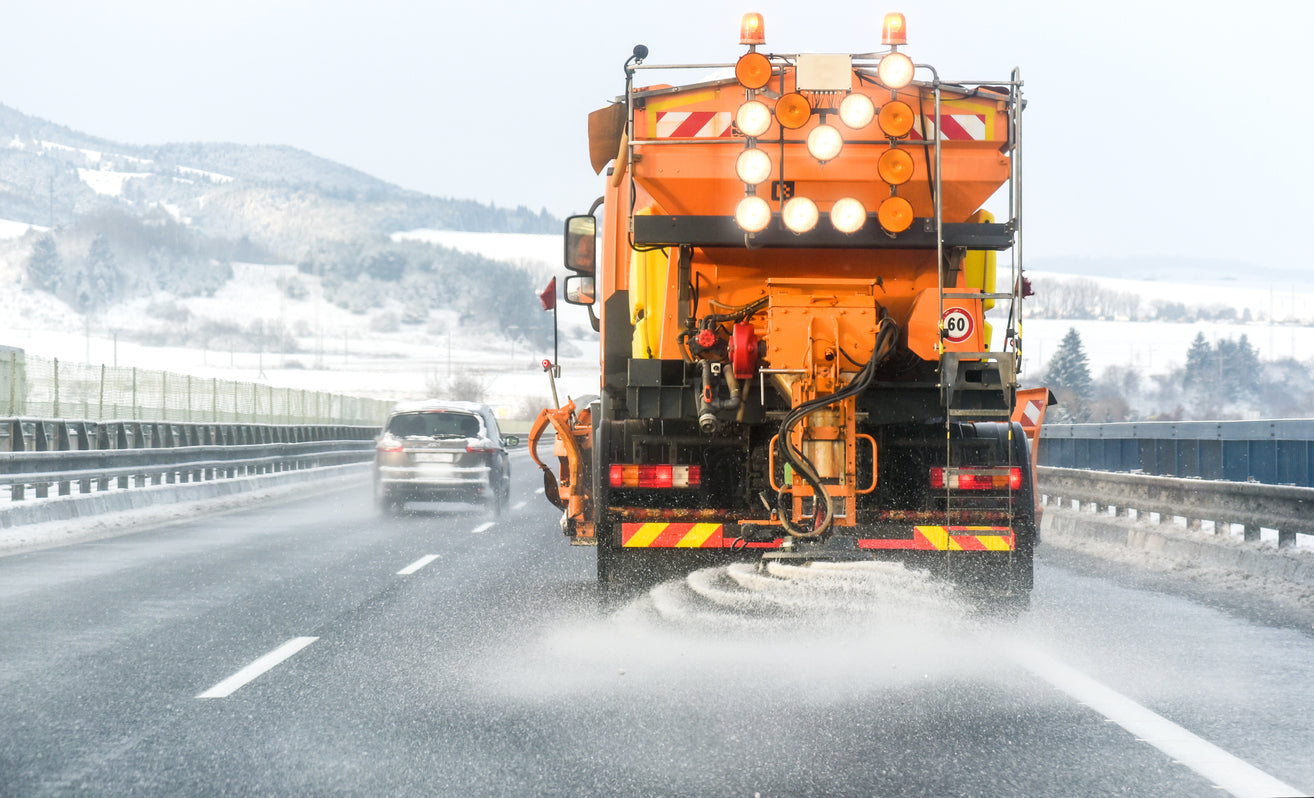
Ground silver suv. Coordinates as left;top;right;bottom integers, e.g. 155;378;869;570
373;400;518;516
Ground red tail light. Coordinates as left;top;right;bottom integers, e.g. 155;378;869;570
930;467;1022;490
377;443;403;453
610;464;702;488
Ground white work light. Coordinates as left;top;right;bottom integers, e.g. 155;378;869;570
839;93;875;129
878;52;914;89
829;197;867;234
736;148;772;185
807;123;843;162
735;196;772;232
782;197;819;234
736;100;772;138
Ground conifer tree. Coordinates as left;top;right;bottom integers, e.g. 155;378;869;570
1046;327;1093;421
1223;334;1259;399
1048;328;1092;395
26;234;63;293
1184;333;1212;390
74;234;119;313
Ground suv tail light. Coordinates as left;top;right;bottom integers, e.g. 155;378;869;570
930;466;1021;491
610;464;701;488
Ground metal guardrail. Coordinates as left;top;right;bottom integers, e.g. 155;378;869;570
1038;466;1314;549
2;417;375;452
1;418;378;502
1039;420;1314;488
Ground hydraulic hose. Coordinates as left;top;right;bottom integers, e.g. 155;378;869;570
776;316;899;538
699;363;748;434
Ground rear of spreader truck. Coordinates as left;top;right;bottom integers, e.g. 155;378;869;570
529;12;1052;609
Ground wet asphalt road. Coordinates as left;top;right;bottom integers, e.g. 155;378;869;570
2;451;1312;797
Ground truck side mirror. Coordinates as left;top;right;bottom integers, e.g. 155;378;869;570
564;215;597;275
564;275;596;306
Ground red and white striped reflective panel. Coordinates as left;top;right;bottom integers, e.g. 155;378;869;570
909;114;988;141
655;111;734;139
1021;398;1045;428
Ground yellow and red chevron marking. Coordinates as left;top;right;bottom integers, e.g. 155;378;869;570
621;522;725;548
655;111;733;139
857;526;1014;551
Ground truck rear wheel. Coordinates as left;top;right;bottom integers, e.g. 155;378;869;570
596;518;646;588
597;534;623;585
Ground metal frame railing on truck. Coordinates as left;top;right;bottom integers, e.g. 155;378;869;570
1;417;377;502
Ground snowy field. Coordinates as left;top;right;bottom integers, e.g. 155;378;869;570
1020;269;1314;378
2;225;1312;418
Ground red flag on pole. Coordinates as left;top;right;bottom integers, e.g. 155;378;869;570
539;277;557;311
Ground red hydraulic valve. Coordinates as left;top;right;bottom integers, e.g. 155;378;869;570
728;322;759;380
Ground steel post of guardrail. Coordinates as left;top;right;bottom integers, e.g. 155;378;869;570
33;422;49;499
1038;466;1313;549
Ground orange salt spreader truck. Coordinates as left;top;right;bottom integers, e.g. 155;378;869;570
529;12;1053;609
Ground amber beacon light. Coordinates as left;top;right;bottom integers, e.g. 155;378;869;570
740;12;765;46
882;12;907;45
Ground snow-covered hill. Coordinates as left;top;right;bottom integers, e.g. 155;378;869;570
0;227;595;418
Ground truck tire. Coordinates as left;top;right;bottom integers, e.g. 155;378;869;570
594;414;618;586
596;527;622;585
596;536;659;591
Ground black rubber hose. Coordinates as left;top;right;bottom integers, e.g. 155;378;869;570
776;317;898;538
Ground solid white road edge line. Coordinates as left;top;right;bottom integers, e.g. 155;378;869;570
1011;643;1303;798
197;637;318;699
397;554;440;575
472;522;494;534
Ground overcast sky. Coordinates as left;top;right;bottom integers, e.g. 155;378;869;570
2;1;1311;274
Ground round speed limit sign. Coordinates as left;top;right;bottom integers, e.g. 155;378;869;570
942;308;974;344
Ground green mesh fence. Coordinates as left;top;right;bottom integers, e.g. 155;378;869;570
0;351;390;425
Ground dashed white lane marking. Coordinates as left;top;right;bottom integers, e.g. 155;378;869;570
513;501;527;511
535;487;544;495
472;522;494;534
197;637;318;699
1012;644;1303;798
397;554;439;575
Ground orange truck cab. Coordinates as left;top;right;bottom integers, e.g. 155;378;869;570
530;12;1048;611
